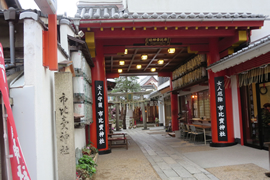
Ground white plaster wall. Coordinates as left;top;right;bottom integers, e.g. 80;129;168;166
158;99;165;125
58;45;68;62
10;86;37;179
231;75;241;139
60;23;75;57
74;128;86;149
127;0;270;41
23;19;55;179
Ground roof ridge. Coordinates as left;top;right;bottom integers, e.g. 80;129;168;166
75;8;267;19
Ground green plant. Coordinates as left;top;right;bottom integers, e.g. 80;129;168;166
155;118;159;124
82;147;91;155
85;143;98;155
76;168;90;179
89;145;98;154
76;155;97;179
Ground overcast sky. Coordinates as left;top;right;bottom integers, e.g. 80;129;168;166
19;0;78;17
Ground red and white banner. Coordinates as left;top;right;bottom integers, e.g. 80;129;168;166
0;43;31;179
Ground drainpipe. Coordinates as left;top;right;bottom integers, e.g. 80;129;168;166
4;7;17;70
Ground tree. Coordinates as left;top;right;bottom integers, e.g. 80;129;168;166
112;76;141;129
112;76;141;93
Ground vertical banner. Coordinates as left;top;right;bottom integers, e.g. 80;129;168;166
214;76;228;141
55;73;75;180
95;81;106;149
0;43;31;179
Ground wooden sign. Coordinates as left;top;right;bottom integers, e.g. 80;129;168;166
95;81;107;149
214;76;228;141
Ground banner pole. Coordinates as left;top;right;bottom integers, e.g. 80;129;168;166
2;96;11;180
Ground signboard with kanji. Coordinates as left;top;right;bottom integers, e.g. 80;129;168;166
214;76;228;141
126;93;133;101
55;72;76;179
95;81;106;149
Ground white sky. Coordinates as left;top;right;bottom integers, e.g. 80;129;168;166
19;0;78;17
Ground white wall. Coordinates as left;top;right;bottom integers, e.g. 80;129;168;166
10;86;37;179
9;12;83;180
231;75;241;140
74;128;86;149
60;22;75;57
158;98;165;125
127;0;270;41
12;18;55;180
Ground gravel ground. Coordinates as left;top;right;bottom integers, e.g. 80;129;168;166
206;163;269;180
93;135;161;180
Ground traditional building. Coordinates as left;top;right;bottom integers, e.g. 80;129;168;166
74;0;267;150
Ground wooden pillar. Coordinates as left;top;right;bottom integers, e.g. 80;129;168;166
208;38;236;147
90;40;111;154
170;73;179;131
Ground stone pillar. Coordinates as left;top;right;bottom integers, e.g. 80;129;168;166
170;73;179;131
90;40;111;154
208;38;235;147
141;95;148;130
115;96;120;131
158;99;165;126
125;104;130;129
127;107;134;129
55;72;76;180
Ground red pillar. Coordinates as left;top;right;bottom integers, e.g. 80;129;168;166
170;72;179;131
48;14;58;70
90;40;111;154
208;38;236;147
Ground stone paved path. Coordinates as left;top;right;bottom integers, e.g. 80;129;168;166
127;128;219;180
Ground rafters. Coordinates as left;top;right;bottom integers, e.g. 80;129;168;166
127;49;138;72
144;48;161;71
160;49;184;70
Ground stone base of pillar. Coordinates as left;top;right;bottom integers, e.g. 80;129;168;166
210;142;237;147
98;149;111;155
126;109;133;129
125;116;131;129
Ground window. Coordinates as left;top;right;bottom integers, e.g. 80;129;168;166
193;90;210;119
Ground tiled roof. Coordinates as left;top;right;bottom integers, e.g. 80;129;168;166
75;7;266;20
207;35;270;71
158;80;170;91
139;76;151;86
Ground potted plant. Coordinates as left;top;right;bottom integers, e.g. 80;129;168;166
76;155;97;180
155;117;159;127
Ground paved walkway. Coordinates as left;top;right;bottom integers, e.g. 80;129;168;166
126;127;269;180
127;128;218;180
